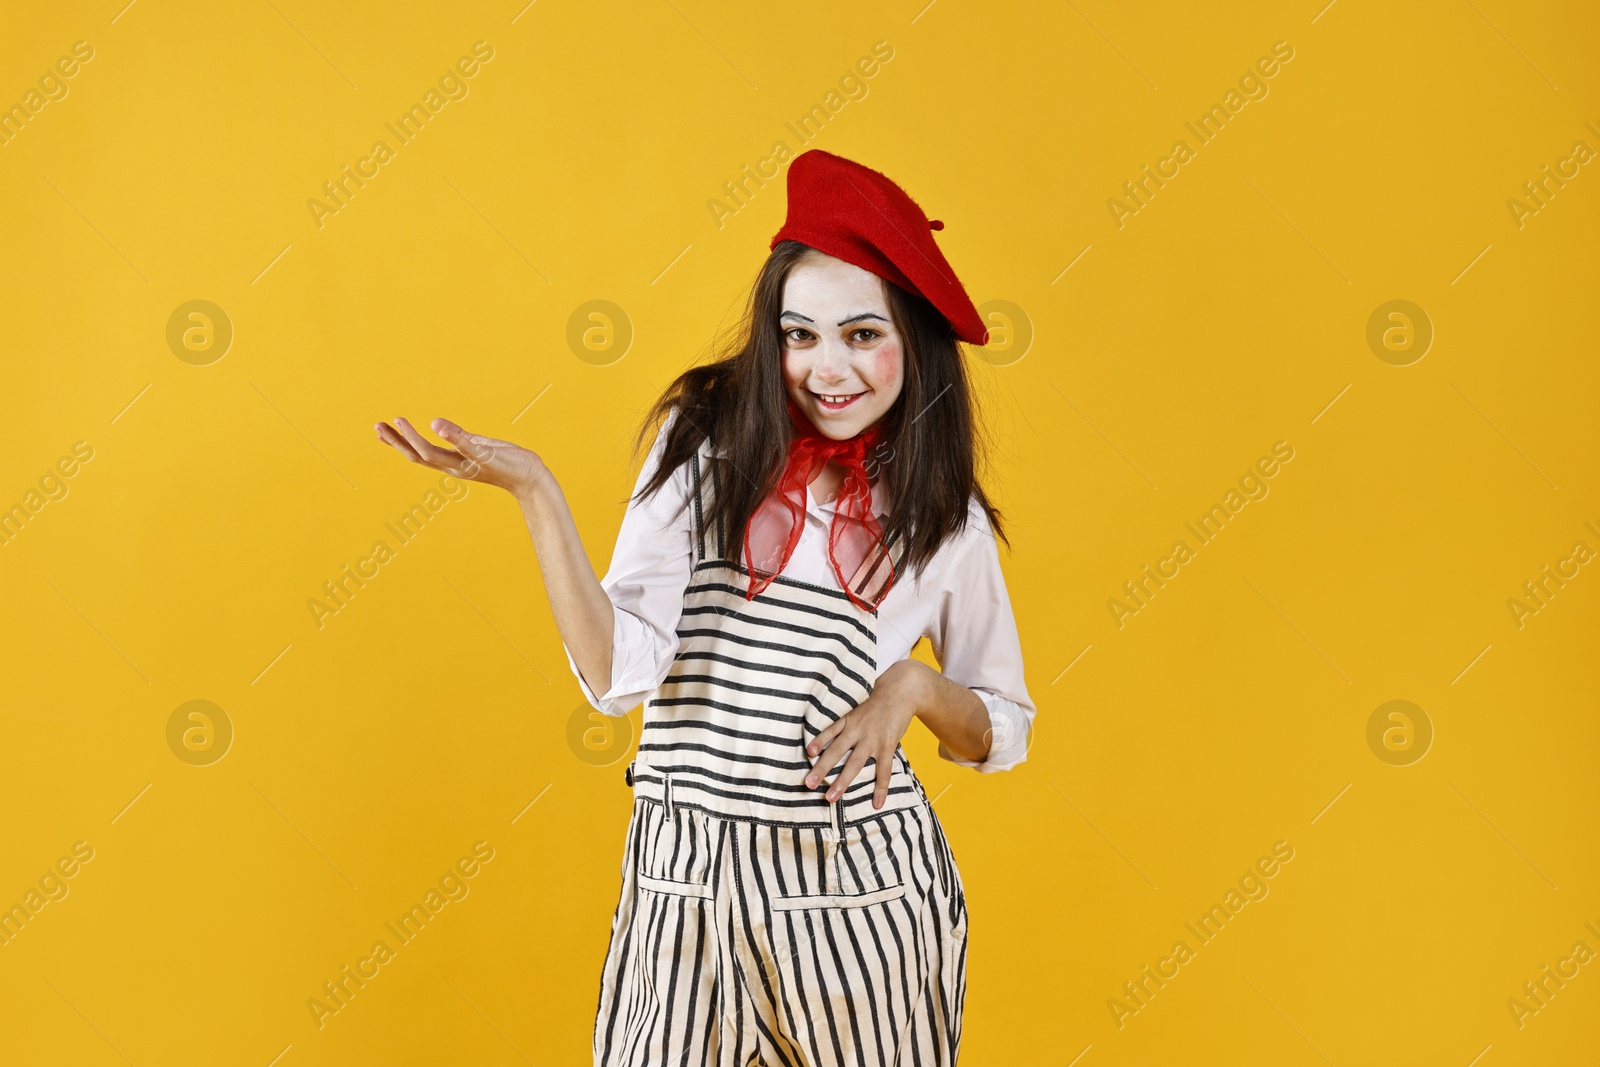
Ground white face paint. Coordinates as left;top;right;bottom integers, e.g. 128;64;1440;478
779;252;905;441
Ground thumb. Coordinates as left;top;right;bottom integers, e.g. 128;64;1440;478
433;419;494;460
425;420;493;477
431;417;467;440
434;418;512;449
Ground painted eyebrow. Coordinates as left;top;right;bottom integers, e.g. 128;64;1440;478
778;311;889;326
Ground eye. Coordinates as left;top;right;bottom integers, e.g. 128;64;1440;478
783;327;814;344
851;328;881;343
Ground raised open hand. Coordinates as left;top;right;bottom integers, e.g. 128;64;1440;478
374;417;548;500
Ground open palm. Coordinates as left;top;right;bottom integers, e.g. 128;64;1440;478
374;417;546;499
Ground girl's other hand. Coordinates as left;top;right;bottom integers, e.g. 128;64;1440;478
375;417;551;502
805;660;929;809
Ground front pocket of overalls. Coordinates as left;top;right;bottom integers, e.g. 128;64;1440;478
637;872;713;899
768;814;908;911
769;881;906;911
633;785;714;899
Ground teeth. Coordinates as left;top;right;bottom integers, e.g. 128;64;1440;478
819;394;855;403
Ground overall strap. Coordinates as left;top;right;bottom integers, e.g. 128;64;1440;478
689;434;722;564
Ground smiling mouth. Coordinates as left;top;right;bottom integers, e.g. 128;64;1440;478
810;390;865;412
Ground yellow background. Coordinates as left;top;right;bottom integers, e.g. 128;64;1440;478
2;0;1596;1063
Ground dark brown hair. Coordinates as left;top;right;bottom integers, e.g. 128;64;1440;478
633;239;1005;577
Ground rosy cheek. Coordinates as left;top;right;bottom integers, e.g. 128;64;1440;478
782;349;808;387
872;344;902;388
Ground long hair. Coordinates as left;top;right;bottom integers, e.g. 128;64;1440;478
633;239;1005;578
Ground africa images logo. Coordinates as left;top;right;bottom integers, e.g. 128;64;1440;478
306;841;496;1029
1106;40;1296;229
306;42;496;230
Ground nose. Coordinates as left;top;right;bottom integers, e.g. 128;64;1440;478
810;337;851;384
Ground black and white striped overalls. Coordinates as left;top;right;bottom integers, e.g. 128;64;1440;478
593;438;969;1066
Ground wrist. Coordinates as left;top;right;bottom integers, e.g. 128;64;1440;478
513;466;561;512
886;660;937;716
514;471;571;550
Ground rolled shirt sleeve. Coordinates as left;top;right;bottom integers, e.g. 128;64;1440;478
563;414;694;716
926;503;1037;772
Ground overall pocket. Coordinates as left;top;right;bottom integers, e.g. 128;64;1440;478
769;882;906;911
768;810;908;911
633;778;714;899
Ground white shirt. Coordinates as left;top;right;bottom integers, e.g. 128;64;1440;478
564;412;1036;773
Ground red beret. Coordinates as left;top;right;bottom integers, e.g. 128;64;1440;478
770;150;989;346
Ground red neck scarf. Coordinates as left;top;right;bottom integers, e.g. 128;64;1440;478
743;398;897;611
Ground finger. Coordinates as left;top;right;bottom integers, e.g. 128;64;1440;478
825;748;871;801
429;420;490;477
434;418;519;454
435;422;508;479
375;421;425;463
393;417;468;473
873;751;892;810
431;419;500;470
806;732;854;789
806;715;846;759
431;417;510;447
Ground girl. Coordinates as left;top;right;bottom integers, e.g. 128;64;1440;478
376;149;1034;1066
